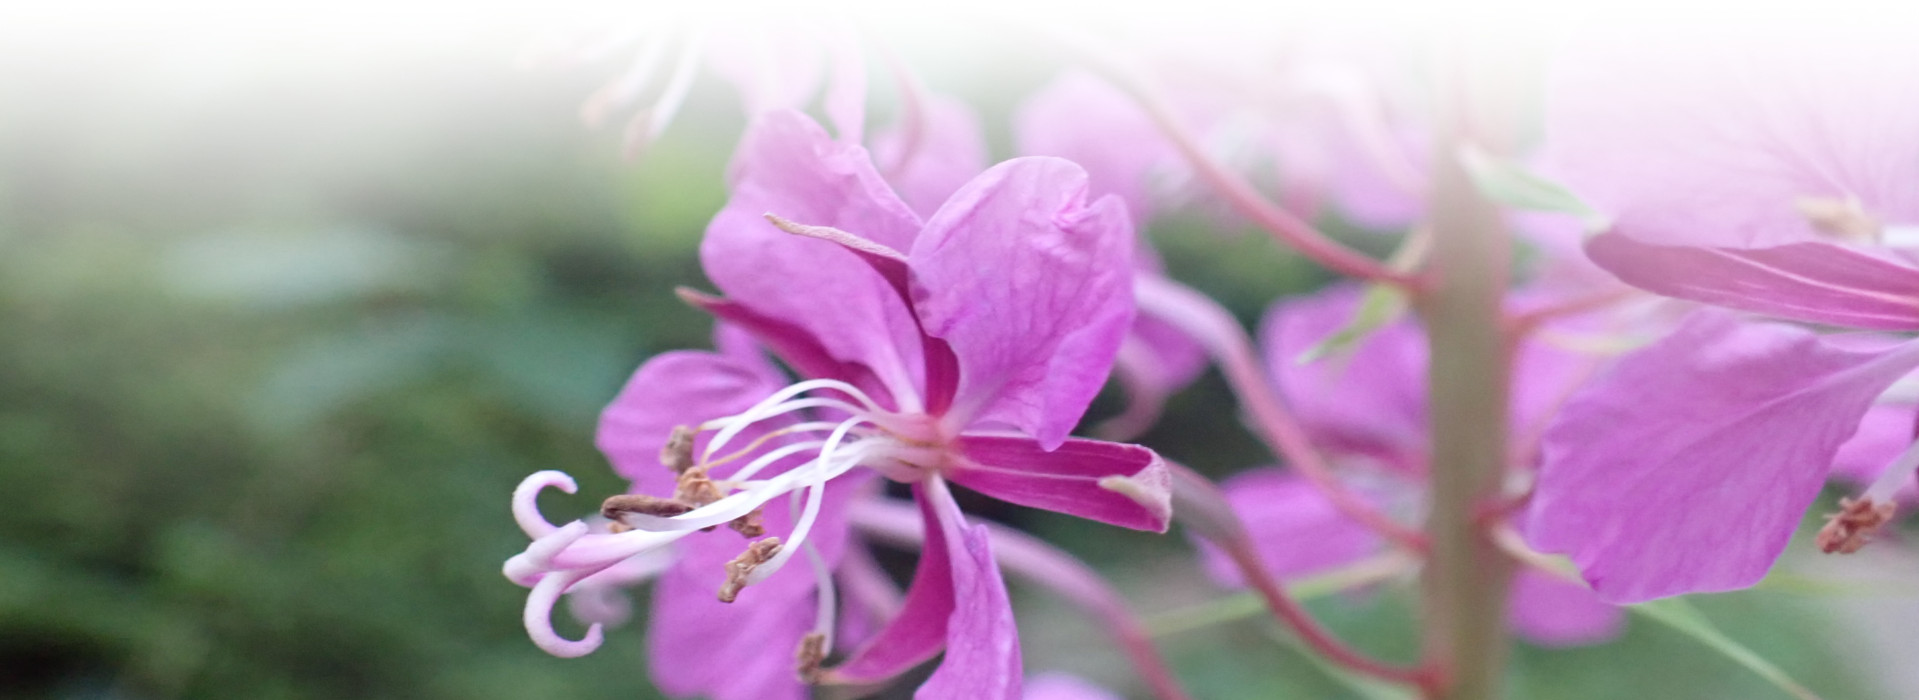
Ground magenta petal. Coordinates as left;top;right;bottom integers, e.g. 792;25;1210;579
702;109;926;399
1260;285;1428;462
1586;233;1919;331
946;434;1173;532
829;483;956;684
678;288;894;408
1506;569;1623;647
911;158;1137;447
1197;468;1382;586
596;350;785;490
647;565;814;700
916;481;1022;700
1530;311;1919;602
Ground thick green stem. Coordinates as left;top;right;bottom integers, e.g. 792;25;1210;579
1415;49;1517;700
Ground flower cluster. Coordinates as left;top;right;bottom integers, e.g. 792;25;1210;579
498;16;1918;700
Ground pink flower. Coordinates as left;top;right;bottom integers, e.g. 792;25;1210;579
1199;284;1627;646
505;109;1172;699
1530;28;1919;602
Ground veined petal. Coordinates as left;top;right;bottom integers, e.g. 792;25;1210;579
1833;402;1918;486
1546;28;1919;249
596;350;789;490
1506;569;1623;648
1530;311;1919;603
916;477;1022;700
911;157;1136;448
702;109;926;401
946;434;1173;533
1586;233;1919;331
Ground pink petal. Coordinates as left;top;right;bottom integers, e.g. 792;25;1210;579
596;350;788;490
917;478;1023;700
1506;569;1623;647
1585;233;1919;331
910;157;1137;448
1546;28;1919;248
1833;402;1919;485
1196;468;1382;587
702;109;927;401
873;93;989;218
1530;311;1919;603
1014;70;1175;222
946;434;1173;533
678;288;897;407
829;483;957;684
1260;285;1428;464
1101;297;1211;440
647;564;815;700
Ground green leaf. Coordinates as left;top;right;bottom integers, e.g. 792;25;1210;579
1629;597;1824;700
1457;146;1607;228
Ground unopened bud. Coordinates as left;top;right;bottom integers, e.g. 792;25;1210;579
1817;497;1896;554
718;538;783;603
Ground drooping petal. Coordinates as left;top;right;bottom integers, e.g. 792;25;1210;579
911;157;1137;448
873;93;989;218
917;477;1023;700
596;350;789;490
1506;569;1623;647
702;109;926;403
1530;311;1919;603
945;434;1173;533
1585;233;1919;331
1196;468;1383;587
1546;27;1919;249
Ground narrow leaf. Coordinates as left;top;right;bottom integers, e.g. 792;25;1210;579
1457;145;1607;228
1629;598;1823;700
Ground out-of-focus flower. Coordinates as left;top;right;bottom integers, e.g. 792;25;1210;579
1023;672;1123;700
506;108;1171;698
1198;283;1628;646
1530;28;1919;603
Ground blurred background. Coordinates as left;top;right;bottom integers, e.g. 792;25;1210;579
0;4;1906;699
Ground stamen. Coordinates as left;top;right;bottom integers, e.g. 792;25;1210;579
676;466;726;507
700;378;887;460
660;425;697;473
720;538;784;603
704;396;870;459
601;494;695;533
622;31;705;159
804;541;837;645
702;421;849;472
513;471;578;539
1796;196;1881;240
1817;497;1896;554
795;632;829;684
581;34;667;128
729;508;767;538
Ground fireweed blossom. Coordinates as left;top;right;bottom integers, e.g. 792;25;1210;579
506;108;1173;698
1194;284;1628;645
1527;28;1919;602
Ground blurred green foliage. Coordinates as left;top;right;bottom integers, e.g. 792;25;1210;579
0;29;1891;700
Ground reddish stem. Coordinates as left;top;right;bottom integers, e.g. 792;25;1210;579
1137;276;1429;551
1169;465;1439;691
1041;27;1420;289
